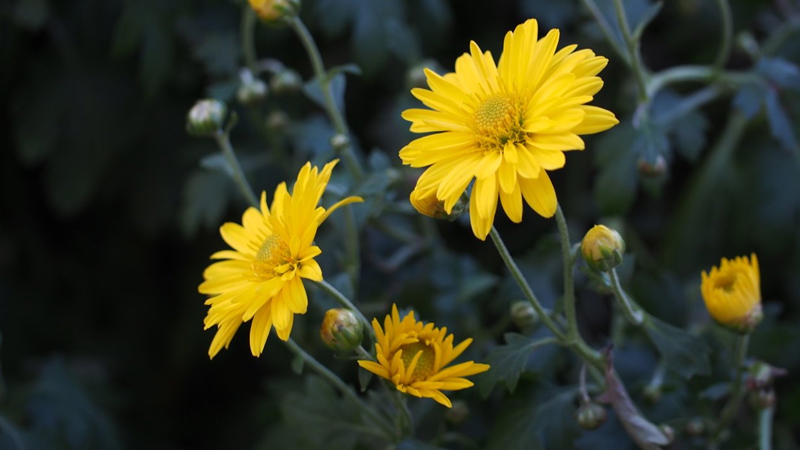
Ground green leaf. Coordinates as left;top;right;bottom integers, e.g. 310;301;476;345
303;74;347;116
765;88;799;153
478;333;555;396
594;156;638;214
732;83;765;119
357;366;373;393
631;2;662;41
328;63;363;78
178;170;231;238
643;315;711;379
757;57;800;91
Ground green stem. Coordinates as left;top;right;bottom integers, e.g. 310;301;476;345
554;206;578;341
289;17;364;181
356;347;413;436
654;86;722;127
609;268;644;326
489;227;566;341
241;8;258;74
313;280;373;339
711;333;751;444
762;18;800;55
579;0;630;64
612;0;649;100
284;338;396;439
712;0;734;71
759;406;774;450
215;131;259;207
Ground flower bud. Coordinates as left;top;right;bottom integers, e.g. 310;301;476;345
510;301;538;329
270;69;303;94
701;254;762;333
330;133;350;151
320;309;363;354
642;384;662;404
265;110;290;133
405;59;445;89
444;400;470;424
685;417;706;437
581;225;625;272
409;188;467;221
237;79;269;106
186;99;227;137
747;361;787;391
575;402;607;430
248;0;300;24
637;155;667;177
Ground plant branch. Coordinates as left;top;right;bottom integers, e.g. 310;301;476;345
760;406;774;450
609;268;644;326
241;8;258;74
710;333;751;445
713;0;734;71
215;131;259;207
613;0;649;100
555;206;579;341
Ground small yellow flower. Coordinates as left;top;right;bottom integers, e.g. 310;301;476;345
400;18;618;240
200;160;362;359
248;0;299;23
358;305;490;408
701;254;762;332
581;224;625;272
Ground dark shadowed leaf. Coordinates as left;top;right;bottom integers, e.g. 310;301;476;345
478;333;556;396
765;88;799;153
643;315;711;379
732;83;765;119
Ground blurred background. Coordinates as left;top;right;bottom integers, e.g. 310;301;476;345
1;0;800;448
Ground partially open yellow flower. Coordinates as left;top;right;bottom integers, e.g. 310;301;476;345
400;18;618;240
701;254;762;332
247;0;299;23
358;305;489;408
200;160;362;359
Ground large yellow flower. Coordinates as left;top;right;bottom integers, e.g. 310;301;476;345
200;160;362;359
358;305;489;408
400;19;619;239
701;253;762;331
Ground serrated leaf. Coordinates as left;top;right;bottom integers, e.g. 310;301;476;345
478;333;555;396
757;57;800;91
590;0;660;53
732;83;765;119
643;315;710;379
765;88;799;153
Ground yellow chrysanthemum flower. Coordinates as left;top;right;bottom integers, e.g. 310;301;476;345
357;305;490;408
701;254;762;332
400;19;619;239
200;160;362;359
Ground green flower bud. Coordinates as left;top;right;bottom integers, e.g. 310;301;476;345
270;69;303;94
248;0;300;24
330;133;350;151
405;59;445;89
237;79;269;106
575;402;607;430
642;384;662;404
685;417;706;437
510;301;538;329
320;309;363;354
581;225;625;272
186;99;227;137
444;400;470;424
265;110;290;133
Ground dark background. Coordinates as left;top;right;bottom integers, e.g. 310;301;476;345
1;0;800;449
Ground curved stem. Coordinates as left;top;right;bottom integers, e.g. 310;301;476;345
711;333;751;444
215;131;259;207
284;338;396;439
555;206;578;341
713;0;734;71
609;268;644;326
241;8;258;74
313;280;373;339
489;227;566;340
613;0;649;100
289;17;364;181
759;406;774;450
579;0;630;64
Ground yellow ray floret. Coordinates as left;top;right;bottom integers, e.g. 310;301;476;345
358;304;490;408
701;253;762;330
200;160;362;359
400;18;619;239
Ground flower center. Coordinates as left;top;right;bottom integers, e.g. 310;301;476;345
473;94;524;149
714;273;737;292
399;341;436;381
252;234;293;279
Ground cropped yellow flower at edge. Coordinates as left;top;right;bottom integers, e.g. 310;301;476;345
701;253;762;332
200;160;362;359
400;18;619;240
358;305;490;408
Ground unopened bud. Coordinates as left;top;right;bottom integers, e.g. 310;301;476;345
320;309;363;354
237;79;268;106
248;0;300;24
445;400;470;424
405;59;444;89
265;110;290;132
330;133;350;151
581;225;625;272
637;155;667;177
409;188;467;221
510;301;538;329
575;402;607;430
643;384;662;404
186;99;227;137
685;417;706;437
270;70;303;94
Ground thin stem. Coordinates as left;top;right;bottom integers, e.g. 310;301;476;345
613;0;649;100
215;131;259;207
356;346;413;436
759;406;774;450
579;0;630;64
313;280;373;339
711;333;751;444
555;205;578;341
289;17;364;181
241;8;258;74
489;227;566;340
713;0;734;71
655;86;723;128
284;338;396;439
608;268;644;326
